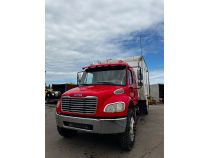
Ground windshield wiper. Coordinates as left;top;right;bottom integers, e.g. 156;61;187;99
94;81;116;85
79;83;90;86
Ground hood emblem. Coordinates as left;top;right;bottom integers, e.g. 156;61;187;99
74;94;82;97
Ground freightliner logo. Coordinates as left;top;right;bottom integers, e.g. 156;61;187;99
74;94;82;97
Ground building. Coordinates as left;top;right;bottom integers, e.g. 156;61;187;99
150;84;164;103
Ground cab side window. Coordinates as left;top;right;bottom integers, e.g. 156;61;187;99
128;70;133;85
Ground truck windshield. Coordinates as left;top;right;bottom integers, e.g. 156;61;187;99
80;66;126;86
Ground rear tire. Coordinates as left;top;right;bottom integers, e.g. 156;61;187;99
138;100;148;115
57;126;77;138
143;104;148;115
119;109;136;151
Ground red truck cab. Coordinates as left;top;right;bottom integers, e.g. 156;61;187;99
56;56;149;151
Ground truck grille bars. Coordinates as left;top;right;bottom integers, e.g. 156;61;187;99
61;96;97;114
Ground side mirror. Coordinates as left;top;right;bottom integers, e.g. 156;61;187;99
137;68;143;80
138;81;143;87
77;71;83;85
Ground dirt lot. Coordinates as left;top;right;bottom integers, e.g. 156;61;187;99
45;104;164;158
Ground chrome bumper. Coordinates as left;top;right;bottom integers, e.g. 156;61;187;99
56;113;127;134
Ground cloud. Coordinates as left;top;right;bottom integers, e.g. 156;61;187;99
149;69;164;84
45;0;164;84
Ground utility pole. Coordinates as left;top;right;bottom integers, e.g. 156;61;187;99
139;34;148;57
140;35;143;56
45;70;46;88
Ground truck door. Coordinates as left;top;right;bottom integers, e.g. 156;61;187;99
128;69;135;99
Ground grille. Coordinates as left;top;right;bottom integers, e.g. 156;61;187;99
61;96;97;114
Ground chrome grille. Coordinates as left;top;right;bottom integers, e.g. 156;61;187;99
61;96;97;114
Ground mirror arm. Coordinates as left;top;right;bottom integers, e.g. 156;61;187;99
77;71;84;86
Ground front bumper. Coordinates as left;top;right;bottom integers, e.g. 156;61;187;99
56;113;127;134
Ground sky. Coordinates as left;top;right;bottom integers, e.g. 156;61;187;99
45;0;164;85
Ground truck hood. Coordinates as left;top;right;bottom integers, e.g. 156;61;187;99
63;85;124;99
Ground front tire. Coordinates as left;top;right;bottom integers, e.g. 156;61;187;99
119;109;136;151
57;126;77;138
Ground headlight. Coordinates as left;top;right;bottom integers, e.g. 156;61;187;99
104;102;125;113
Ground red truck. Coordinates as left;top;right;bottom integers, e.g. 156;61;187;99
55;56;150;150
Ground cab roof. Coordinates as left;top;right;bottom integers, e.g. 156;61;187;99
82;60;129;69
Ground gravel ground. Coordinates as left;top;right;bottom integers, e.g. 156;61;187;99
45;104;164;158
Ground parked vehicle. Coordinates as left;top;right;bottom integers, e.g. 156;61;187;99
46;83;77;103
55;56;149;150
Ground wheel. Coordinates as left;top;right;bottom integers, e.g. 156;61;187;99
143;104;148;115
57;126;77;138
138;100;148;115
119;108;136;151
